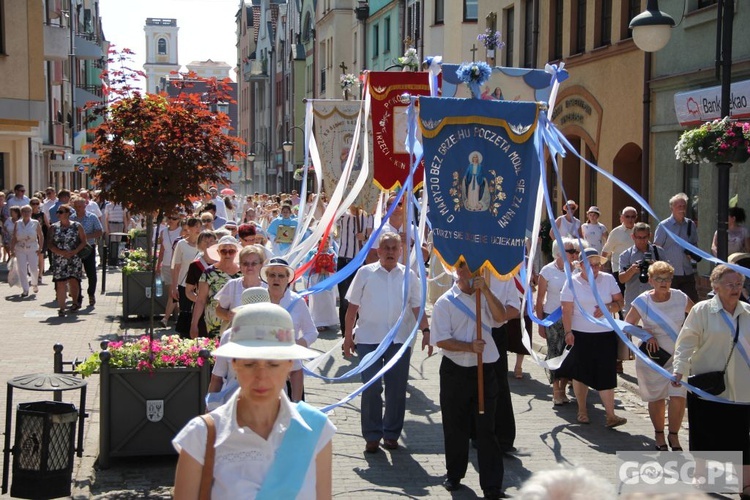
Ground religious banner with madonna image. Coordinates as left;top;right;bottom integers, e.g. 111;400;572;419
419;98;542;278
368;71;432;191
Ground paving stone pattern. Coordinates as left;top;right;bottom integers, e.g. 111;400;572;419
0;269;684;498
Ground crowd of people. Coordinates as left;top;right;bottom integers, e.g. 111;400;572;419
4;181;749;498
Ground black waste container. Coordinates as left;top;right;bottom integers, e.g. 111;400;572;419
11;401;77;499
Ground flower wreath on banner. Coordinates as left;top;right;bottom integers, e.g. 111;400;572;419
340;73;359;99
456;61;492;98
398;47;420;71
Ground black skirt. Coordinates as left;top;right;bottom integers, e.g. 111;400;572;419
570;330;617;391
506;316;533;355
687;391;750;465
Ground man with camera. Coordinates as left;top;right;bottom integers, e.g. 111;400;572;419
619;223;665;313
654;193;700;302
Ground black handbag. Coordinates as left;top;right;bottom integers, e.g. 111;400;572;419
78;243;94;260
687;370;725;395
639;342;672;367
687;316;740;396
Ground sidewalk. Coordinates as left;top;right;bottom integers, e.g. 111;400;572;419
0;268;676;499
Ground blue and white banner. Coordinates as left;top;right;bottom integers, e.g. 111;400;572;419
419;97;541;278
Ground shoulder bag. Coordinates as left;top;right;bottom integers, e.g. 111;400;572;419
688;317;740;396
199;414;216;500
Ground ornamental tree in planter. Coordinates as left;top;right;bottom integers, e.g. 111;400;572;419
85;49;243;335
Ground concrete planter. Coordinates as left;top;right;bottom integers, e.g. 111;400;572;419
122;271;166;319
98;350;211;468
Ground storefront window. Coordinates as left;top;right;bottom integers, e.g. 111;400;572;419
684;162;700;223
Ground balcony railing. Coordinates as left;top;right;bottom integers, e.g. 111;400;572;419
243;59;268;82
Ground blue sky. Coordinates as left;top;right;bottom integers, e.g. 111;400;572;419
99;0;239;87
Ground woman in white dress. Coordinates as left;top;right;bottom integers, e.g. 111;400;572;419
624;261;693;451
11;204;44;297
307;237;339;330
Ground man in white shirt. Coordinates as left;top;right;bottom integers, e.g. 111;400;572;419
431;263;511;498
343;231;431;453
41;187;57;221
602;206;638;297
6;184;30;209
208;186;228;220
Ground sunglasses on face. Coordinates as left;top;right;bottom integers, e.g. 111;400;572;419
565;248;578;254
219;248;237;256
57;210;69;214
168;216;180;220
623;215;637;219
241;260;261;267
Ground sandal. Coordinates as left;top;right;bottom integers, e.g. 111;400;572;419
553;389;564;406
654;431;668;451
69;303;80;312
668;432;683;451
605;415;628;428
577;412;590;424
58;309;66;317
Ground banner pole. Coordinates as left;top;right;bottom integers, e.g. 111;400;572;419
476;276;485;414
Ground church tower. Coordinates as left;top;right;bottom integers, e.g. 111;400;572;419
143;18;180;93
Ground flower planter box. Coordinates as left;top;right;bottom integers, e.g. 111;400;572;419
98;351;211;469
122;271;167;319
131;235;148;251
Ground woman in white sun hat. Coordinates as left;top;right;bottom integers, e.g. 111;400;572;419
261;257;318;402
173;302;334;499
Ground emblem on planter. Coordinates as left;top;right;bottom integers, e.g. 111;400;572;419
146;400;164;422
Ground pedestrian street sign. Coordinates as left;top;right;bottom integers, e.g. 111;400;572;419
50;154;89;173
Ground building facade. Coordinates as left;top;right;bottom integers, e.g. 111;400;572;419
648;0;750;273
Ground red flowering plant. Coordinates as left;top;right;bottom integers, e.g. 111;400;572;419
675;117;750;164
74;335;219;377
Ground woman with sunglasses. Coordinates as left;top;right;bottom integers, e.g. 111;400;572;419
262;257;318;402
191;235;241;338
214;245;266;322
536;237;579;405
561;247;627;427
184;230;216;338
29;197;48;281
47;204;87;316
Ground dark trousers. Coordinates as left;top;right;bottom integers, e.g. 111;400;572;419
672;274;699;303
80;250;97;300
491;325;516;449
440;357;503;492
356;342;411;442
612;272;626;319
337;256;356;334
175;285;193;338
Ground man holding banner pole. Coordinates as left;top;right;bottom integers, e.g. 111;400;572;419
343;231;431;453
431;261;511;498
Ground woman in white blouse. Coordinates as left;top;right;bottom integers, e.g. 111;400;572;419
673;264;750;496
536;237;579;405
11;204;44;297
173;302;334;499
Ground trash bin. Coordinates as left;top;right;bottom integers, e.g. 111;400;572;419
11;401;78;499
107;233;129;267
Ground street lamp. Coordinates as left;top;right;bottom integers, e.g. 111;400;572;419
630;0;735;261
247;140;270;193
628;0;675;53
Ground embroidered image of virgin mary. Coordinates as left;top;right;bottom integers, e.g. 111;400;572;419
461;151;491;212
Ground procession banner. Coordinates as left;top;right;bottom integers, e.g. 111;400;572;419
368;71;431;191
311;100;379;213
441;64;555;103
420;98;541;278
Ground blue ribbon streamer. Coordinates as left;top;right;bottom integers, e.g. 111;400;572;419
446;294;493;333
535;114;750;405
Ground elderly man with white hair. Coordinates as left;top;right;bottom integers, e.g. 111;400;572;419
654;192;700;302
343;231;431;453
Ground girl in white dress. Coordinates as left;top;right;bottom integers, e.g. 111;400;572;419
579;206;609;253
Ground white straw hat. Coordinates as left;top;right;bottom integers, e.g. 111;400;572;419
213;302;319;360
231;286;270;312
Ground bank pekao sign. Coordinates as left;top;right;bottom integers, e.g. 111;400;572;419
674;79;750;127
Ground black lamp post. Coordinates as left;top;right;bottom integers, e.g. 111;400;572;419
630;0;735;261
247;141;270;194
